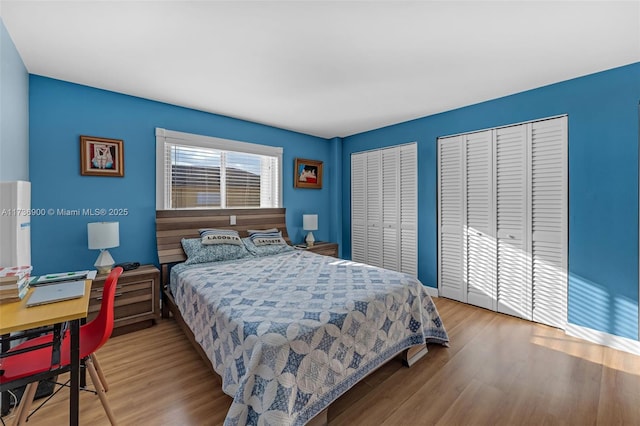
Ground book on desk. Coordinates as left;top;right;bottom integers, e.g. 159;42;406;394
30;270;97;286
0;266;32;304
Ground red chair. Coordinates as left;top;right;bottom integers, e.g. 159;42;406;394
0;266;123;425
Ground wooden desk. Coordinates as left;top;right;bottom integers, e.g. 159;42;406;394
0;281;91;426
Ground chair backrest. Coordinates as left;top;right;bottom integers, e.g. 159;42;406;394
82;266;123;354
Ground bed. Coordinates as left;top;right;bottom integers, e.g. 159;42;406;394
156;208;449;425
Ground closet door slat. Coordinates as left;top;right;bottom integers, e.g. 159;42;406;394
496;124;532;321
438;136;465;301
531;117;567;329
465;131;496;310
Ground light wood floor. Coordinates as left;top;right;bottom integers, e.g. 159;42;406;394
4;297;640;425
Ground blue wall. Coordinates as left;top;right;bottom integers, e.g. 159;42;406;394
0;19;29;181
342;63;640;340
29;76;335;275
22;56;640;340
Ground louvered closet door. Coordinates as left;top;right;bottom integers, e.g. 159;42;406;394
366;151;383;267
438;136;465;301
351;153;367;264
496;125;532;320
465;131;496;310
352;145;418;274
531;117;567;328
399;144;418;276
382;148;400;271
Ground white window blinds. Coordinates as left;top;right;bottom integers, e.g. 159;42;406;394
156;128;282;210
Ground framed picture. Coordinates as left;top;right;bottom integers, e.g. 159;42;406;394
294;158;323;189
80;135;124;177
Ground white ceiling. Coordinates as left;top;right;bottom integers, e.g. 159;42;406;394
1;1;639;139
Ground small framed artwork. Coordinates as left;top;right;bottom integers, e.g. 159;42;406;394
80;135;124;177
294;158;323;189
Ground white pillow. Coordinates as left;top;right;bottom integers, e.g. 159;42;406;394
248;230;287;246
247;228;279;235
199;229;243;245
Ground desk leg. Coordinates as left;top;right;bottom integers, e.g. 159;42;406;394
1;334;9;416
69;319;80;426
80;317;87;388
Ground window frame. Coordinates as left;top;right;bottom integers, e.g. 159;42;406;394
155;128;283;210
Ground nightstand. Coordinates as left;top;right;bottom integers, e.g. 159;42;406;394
87;265;160;336
302;241;339;258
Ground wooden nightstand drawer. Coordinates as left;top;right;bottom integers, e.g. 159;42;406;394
303;242;339;258
88;265;160;336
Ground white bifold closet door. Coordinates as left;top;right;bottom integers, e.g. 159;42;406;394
465;131;496;311
382;148;399;271
351;154;367;264
399;145;418;276
438;131;496;309
438;136;465;300
351;143;418;276
437;116;567;329
365;151;383;267
530;118;567;329
495;124;531;319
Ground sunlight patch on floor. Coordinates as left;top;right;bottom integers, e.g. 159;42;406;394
530;327;640;376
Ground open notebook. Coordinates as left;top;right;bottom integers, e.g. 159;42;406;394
26;280;86;307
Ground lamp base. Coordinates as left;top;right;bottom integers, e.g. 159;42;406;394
96;265;113;274
305;231;315;247
94;249;115;274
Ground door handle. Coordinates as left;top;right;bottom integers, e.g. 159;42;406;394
97;292;123;301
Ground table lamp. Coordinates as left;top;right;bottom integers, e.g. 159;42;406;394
303;214;318;247
88;221;119;273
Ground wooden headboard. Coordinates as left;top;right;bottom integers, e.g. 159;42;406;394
155;208;289;265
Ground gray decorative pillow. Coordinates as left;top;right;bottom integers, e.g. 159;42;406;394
199;228;243;245
181;238;250;265
242;237;294;257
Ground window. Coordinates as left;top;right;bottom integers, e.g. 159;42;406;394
156;128;282;209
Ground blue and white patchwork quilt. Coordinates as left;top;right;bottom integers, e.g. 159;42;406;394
170;250;449;425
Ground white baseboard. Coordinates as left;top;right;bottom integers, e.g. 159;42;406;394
424;286;439;298
427;287;639;356
565;324;640;356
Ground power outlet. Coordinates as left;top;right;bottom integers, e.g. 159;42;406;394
230;215;237;225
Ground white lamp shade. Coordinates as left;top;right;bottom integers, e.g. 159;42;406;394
88;222;120;250
303;214;318;231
